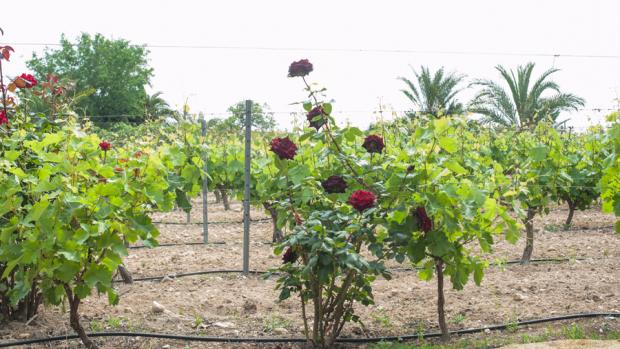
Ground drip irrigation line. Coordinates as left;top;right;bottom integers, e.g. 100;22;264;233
127;240;273;249
117;257;605;283
116;270;267;283
1;312;618;347
128;241;225;249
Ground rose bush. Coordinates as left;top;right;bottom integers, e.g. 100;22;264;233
268;59;519;347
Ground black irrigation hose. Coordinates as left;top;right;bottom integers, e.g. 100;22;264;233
128;241;226;249
117;257;606;283
1;312;618;347
127;240;274;249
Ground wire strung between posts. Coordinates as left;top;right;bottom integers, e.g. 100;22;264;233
1;312;618;347
127;223;618;250
115;256;610;283
4;41;620;60
151;217;272;225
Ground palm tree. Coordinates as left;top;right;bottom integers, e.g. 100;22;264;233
469;63;585;129
398;66;465;117
144;91;172;120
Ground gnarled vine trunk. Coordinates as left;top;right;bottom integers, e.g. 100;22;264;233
0;270;42;322
520;207;536;264
263;202;283;242
564;198;575;230
217;187;230;211
117;265;133;284
214;190;221;204
435;258;449;341
64;285;98;349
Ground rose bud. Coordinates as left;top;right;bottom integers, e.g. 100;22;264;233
282;247;298;264
288;59;313;78
321;175;347;194
362;135;385;154
348;190;376;212
270;137;298;160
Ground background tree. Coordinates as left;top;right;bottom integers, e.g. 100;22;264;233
469;62;585;129
398;66;465;118
27;33;153;119
226;101;276;131
144;91;172;120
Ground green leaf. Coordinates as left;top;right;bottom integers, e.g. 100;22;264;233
175;189;192;213
444;160;467;175
418;262;434;281
529;146;550;161
4;150;21;161
24;198;50;223
438;136;458;154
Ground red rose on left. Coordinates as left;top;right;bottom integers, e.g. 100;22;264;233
20;73;37;88
0;110;8;125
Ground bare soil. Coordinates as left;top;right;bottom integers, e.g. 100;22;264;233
1;196;619;349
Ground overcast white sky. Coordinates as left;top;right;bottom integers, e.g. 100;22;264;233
2;0;620;129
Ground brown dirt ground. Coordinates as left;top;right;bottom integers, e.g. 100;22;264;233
1;196;619;349
500;339;620;349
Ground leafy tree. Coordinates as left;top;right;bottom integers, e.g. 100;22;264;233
144;91;172;120
227;101;276;131
398;66;465;117
469;62;585;129
27;33;153;119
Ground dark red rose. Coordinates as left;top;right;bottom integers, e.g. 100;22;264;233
134;150;143;158
362;135;385;154
348;190;376;212
307;105;327;130
321;175;347;194
19;73;37;88
270;137;297;160
407;164;415;172
416;207;433;233
99;141;111;151
282;247;298;264
0;110;8;125
114;166;123;173
288;59;313;78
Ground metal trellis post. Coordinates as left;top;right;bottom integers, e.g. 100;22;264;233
201;117;209;244
243;100;252;275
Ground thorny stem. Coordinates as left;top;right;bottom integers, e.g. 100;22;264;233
0;59;8;120
301;76;373;192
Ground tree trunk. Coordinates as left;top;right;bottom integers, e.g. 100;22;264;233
435;258;449;341
564;199;575;230
220;189;230;211
520;207;536;265
64;285;98;349
117;265;133;284
214;190;221;204
263;202;283;243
